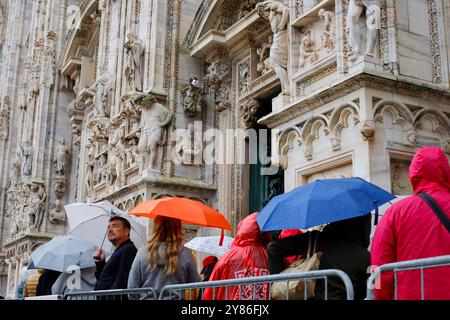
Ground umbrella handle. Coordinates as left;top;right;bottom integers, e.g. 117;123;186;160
100;227;109;251
219;229;224;246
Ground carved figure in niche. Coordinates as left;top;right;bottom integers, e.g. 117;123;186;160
319;9;336;36
138;100;174;170
346;0;380;59
92;73;112;118
298;31;318;69
176;123;203;166
25;183;46;231
20;141;33;177
256;0;290;96
237;1;259;20
124;34;144;92
8;159;21;190
256;36;273;76
53;137;70;176
182;77;205;117
125;137;140;169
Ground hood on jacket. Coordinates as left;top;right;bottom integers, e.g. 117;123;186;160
409;146;450;194
232;212;272;247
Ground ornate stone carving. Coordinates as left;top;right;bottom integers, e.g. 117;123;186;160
256;36;273;77
238;60;250;95
204;58;231;112
54;176;67;200
124;34;144;92
125;137;140;169
239;99;260;129
20;141;33;178
391;163;413;195
137;95;174;170
181;78;205;117
49;199;66;224
0;96;10;139
427;0;443;84
298;31;318;70
360;123;375;141
256;0;290;97
85;141;96;193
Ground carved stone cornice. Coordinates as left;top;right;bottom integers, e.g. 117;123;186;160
259;73;450;128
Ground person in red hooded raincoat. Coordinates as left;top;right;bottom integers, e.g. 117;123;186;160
202;212;272;300
371;146;450;300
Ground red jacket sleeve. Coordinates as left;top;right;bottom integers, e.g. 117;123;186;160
370;207;397;300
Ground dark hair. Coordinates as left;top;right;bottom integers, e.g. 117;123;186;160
109;216;131;230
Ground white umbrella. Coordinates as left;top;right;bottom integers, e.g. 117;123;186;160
65;200;148;254
30;235;96;272
184;236;234;257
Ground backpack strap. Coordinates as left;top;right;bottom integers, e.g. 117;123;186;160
418;192;450;233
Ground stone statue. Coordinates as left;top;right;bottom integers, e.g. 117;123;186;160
138;101;174;170
124;34;144;92
182;77;205;117
346;0;380;59
20;141;33;177
238;61;250;93
319;32;334;54
96;154;108;184
365;5;380;57
298;32;318;69
108;131;125;188
256;36;273;76
25;183;46;231
256;0;290;97
85;142;95;192
8;159;21;189
92;73;112;118
53;137;70;176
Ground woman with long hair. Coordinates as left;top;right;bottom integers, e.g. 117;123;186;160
127;216;200;299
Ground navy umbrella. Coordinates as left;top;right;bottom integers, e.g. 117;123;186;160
256;177;396;232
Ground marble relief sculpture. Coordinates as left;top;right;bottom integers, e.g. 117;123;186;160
182;77;205;117
53;137;70;176
256;36;273;76
298;31;318;69
20;141;33;178
91;73;112;118
256;0;290;97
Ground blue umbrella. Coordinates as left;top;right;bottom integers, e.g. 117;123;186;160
30;235;97;272
256;177;396;232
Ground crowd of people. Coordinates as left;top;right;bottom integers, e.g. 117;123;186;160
19;146;450;300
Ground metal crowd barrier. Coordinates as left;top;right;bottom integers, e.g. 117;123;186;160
25;295;63;300
159;269;354;300
367;255;450;300
64;287;158;300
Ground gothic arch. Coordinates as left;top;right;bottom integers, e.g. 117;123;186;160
373;100;414;132
413;109;450;136
301;116;329;160
328;103;360;151
276;126;301;169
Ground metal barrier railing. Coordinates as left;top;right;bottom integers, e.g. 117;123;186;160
367;255;450;300
159;269;354;300
64;287;158;300
24;295;63;300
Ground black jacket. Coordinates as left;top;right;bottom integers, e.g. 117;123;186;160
94;239;138;291
303;215;371;300
36;270;61;296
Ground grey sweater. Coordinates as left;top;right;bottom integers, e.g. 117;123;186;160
127;245;200;299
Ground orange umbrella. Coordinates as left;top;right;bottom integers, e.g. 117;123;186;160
128;197;233;231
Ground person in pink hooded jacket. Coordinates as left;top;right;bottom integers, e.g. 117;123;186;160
371;146;450;300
